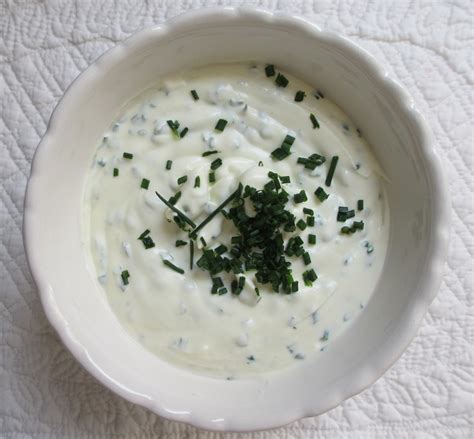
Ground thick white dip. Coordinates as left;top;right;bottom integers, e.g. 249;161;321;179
83;63;389;378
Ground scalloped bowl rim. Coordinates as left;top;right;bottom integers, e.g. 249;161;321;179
23;6;450;432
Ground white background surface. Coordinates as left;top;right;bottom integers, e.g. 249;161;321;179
0;1;472;437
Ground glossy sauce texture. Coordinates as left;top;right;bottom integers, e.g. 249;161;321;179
83;64;389;377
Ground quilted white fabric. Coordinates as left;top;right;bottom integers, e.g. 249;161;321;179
1;0;472;437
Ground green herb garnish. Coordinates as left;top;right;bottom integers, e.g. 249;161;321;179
310;113;320;129
165;160;172;170
177;175;188;185
303;268;317;286
265;64;275;77
294;190;307;204
315;186;329;202
179;127;189;138
168;191;181;205
140;178;150;189
209;172;216;183
167;120;180;138
123;152;133;159
275;72;289;87
302;252;311;265
121;270;130;285
296;219;307;230
138;229;150;240
176;240;187;247
210;158;222;170
308;234;316;245
162;259;184;274
202;150;219;157
306;216;315;227
215;119;228;132
113;168;119;177
194;176;201;188
295;90;306;102
190;240;194;269
271;134;295;161
297;153;326;170
357;199;364;211
325;155;339;186
190;89;199;100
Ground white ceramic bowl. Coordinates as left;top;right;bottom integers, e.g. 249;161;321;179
24;7;450;432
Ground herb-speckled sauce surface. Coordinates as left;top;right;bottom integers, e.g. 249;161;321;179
82;63;389;377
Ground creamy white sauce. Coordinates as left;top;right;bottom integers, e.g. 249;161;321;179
83;63;389;378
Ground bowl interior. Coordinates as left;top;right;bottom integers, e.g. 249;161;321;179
25;9;445;431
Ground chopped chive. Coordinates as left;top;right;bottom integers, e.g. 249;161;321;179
357;199;364;211
303;207;314;216
179;127;189;138
165;160;172;170
337;207;348;222
162;259;184;274
210;158;222;170
190;89;199;100
113;168;119;177
258;160;264;167
310;113;320;129
307;216;315;227
265;64;275;77
168;191;182;205
291;281;299;293
121;270;130;285
341;226;352;234
167;120;180;138
140;178;150;189
315;186;329;202
215;244;227;255
123;152;133;159
194;176;201;188
190;184;243;239
175;240;187;247
215;119;228;132
294;190;307;204
209;172;216;183
140;236;155;249
190;240;194;269
202;150;219;157
275;72;289;87
138;229;150;240
325;156;339;187
346;209;355;219
271;134;295;160
155;191;196;228
303;252;311;265
200;236;207;247
280;176;291;184
295;90;306;102
177;175;188;185
271;147;290;160
353;220;364;230
308;234;316;245
296;219;307;230
231;236;242;244
303;268;318;286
